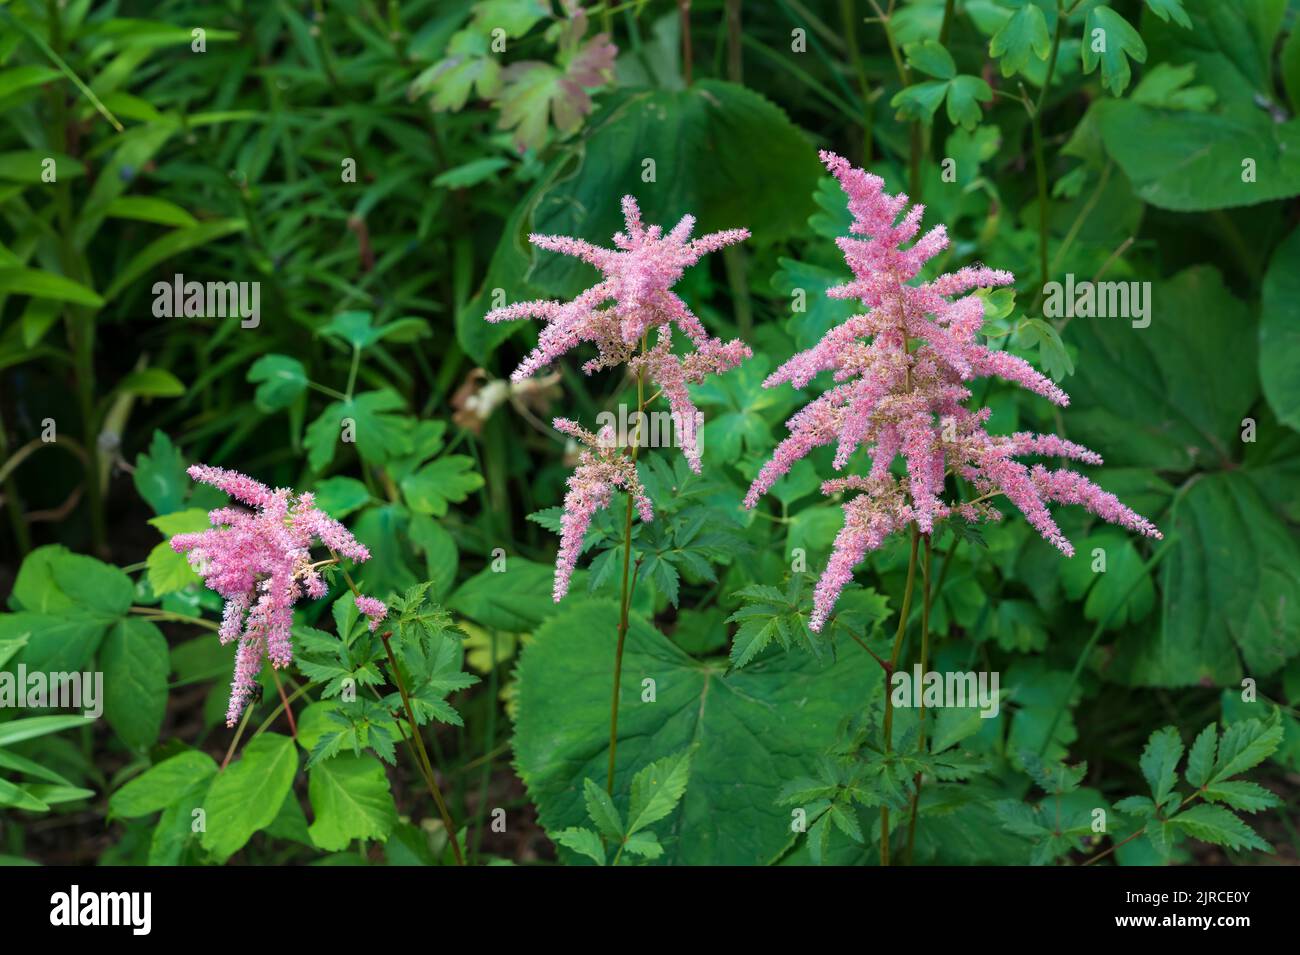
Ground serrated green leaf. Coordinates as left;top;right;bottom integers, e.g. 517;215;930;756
1140;726;1184;806
307;753;398;851
1170;803;1271;852
626;748;692;836
110;750;217;818
200;734;297;862
554;827;605;865
583;778;623;840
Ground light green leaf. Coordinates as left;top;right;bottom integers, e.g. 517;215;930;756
112;368;185;398
1170;803;1270;852
1139;726;1184;805
1145;0;1192;29
1185;723;1218;789
134;430;188;515
626;748;693;836
621;830;663;859
200;734;298;862
307;753;398;851
400;456;484;517
0;267;102;307
313;476;370;520
100;618;169;750
989;5;1051;78
247;354;308;412
109;750;218;818
583;777;623;840
553;827;605;865
1081;6;1147;95
103;196;198;228
1261;227;1300;430
102;219;247;302
0;65;61;99
1211;718;1284;783
0;714;95;747
904;40;956;79
514;600;877;865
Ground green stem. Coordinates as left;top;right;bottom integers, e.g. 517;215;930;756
607;338;649;795
880;525;920;866
724;0;742;83
904;532;933;865
839;0;873;162
130;607;220;631
336;557;465;864
253;681;317;737
873;0;922;197
678;0;693;86
938;0;956;45
471;628;500;863
381;630;465;865
220;705;255;771
1031;3;1066;294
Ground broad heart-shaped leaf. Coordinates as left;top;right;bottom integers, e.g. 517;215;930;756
109;750;218;818
1150;472;1300;683
1066;267;1253;472
11;545;133;621
306;753;398;851
1094;100;1300;211
1142;0;1280;113
513;600;877;865
1261;227;1300;430
1081;6;1147;95
524;80;820;299
200;733;298;863
450;557;566;632
0;612;105;674
100;618;169;751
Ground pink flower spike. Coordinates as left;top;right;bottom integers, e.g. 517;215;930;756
487;195;752;594
747;151;1161;629
483;195;749;382
175;464;377;726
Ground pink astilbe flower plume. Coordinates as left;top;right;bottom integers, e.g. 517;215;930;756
172;465;386;725
746;152;1161;632
486;196;752;599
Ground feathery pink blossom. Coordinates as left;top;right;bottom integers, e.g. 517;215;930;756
551;418;653;601
172;465;376;725
488;196;752;599
355;595;389;632
747;152;1161;631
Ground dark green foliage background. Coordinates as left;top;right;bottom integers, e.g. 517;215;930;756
0;0;1297;866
